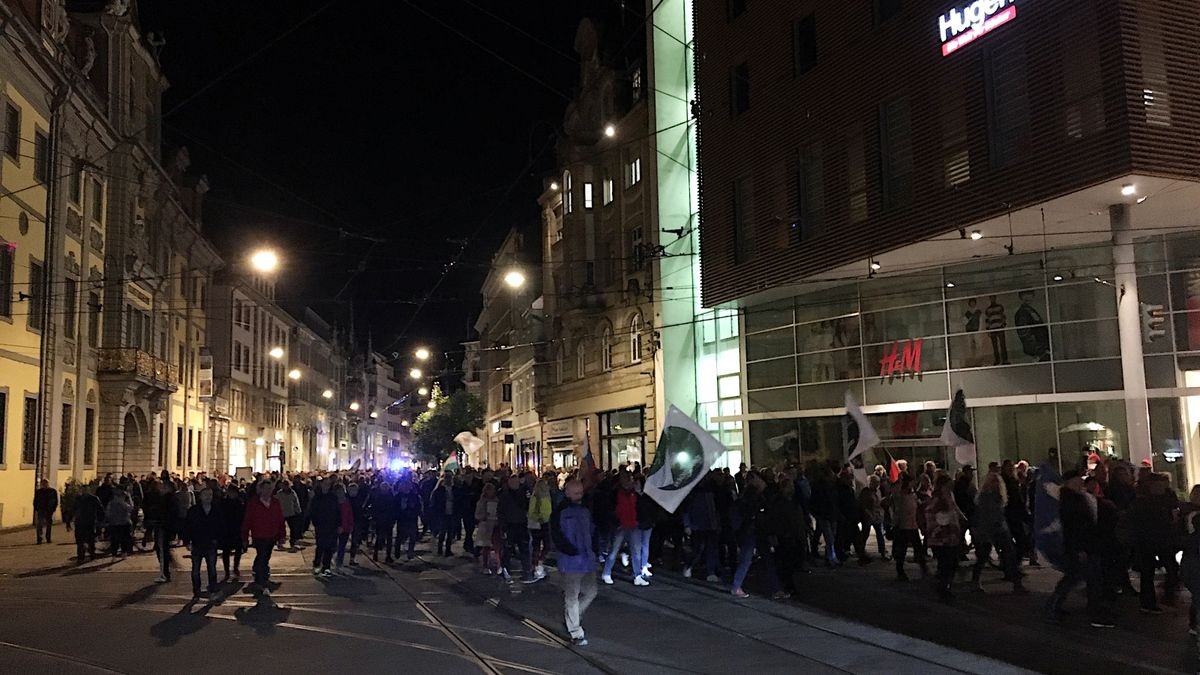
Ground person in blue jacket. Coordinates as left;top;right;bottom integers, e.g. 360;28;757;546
552;479;596;646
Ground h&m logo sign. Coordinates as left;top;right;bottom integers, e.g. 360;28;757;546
879;338;923;380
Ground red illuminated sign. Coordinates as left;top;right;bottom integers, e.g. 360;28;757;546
940;3;1018;57
879;338;923;379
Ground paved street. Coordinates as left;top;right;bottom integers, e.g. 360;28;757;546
1;523;1044;675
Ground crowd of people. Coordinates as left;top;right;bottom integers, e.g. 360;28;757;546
32;447;1200;647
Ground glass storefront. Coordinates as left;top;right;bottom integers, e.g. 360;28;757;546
600;407;645;469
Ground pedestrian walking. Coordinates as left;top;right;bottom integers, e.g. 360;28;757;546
105;485;135;558
474;482;501;574
241;479;286;595
528;477;553;579
552;479;596;646
334;483;355;571
33;479;59;544
72;484;103;562
219;484;246;581
925;474;965;602
184;487;222;599
277;480;304;550
310;478;341;575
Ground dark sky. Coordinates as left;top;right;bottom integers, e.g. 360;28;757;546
137;0;638;366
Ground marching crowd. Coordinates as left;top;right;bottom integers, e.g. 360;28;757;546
31;447;1200;646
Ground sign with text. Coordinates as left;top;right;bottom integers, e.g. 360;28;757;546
939;0;1018;57
879;338;924;379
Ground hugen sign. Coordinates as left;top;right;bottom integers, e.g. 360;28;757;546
938;0;1018;57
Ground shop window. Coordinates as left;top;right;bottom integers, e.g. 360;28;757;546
746;356;797;389
798;347;863;384
972;404;1058;470
744;297;793;334
746;387;797;414
745;326;794;362
795;316;859;354
795;286;858;325
1050;319;1120;361
1148;399;1186;491
1056;400;1128;463
1048;280;1117;323
862;302;945;346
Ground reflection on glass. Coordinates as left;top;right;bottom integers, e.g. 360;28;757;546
798;347;862;384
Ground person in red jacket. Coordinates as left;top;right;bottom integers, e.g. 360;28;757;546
241;479;286;594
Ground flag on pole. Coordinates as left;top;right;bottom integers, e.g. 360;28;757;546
644;405;728;513
844;391;880;486
884;449;902;483
581;432;596;473
940;388;976;464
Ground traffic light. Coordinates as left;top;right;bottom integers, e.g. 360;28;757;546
1140;302;1166;343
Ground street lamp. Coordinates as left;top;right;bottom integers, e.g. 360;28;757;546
604;124;616;137
322;389;334;399
268;346;284;360
427;400;436;410
409;368;422;380
504;269;525;289
369;411;379;419
250;248;279;274
401;420;410;427
349;401;361;412
287;368;302;381
417;386;429;397
414;347;431;361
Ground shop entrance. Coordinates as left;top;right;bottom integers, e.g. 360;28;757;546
873;439;951;473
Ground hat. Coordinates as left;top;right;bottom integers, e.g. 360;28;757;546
1087;453;1101;464
1140;458;1153;468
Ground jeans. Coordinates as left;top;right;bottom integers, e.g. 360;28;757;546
1137;547;1180;609
865;522;887;557
191;545;218;595
601;527;643;579
561;571;598;639
815;518;838;563
502;524;532;578
251;538;275;585
687;530;719;577
395;521;419;559
892;528;926;575
315;531;337;570
35;512;54;543
635;527;652;572
732;535;755;590
335;532;351;567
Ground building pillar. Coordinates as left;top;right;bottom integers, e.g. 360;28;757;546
1112;203;1152;465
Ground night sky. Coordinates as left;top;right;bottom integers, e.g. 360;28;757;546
137;0;635;369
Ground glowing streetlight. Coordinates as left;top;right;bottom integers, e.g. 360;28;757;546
417;386;429;397
349;401;361;412
504;269;525;289
268;346;284;360
414;347;431;361
549;181;559;190
401;420;410;427
604;124;615;137
250;249;279;273
427;400;436;410
369;411;379;419
408;368;422;380
322;389;334;399
287;368;302;381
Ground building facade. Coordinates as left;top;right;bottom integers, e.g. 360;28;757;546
691;0;1200;487
287;309;346;472
359;350;408;469
536;15;659;472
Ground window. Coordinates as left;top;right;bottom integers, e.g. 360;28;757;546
793;15;817;76
601;326;613;371
602;169;614;205
3;103;18;159
563;170;574;213
583;182;594;209
176;426;184;467
68;160;82;203
986;41;1031;168
84;408;95;465
62;277;77;340
630;226;644;271
846;126;868;223
576;340;587;379
630;314;644;363
27;259;44;331
732;177;755;263
727;0;746;21
187;429;194;466
879;97;913;210
875;0;902;24
1061;5;1105;138
89;178;104;222
157;422;165;467
0;243;12;318
22;396;37;465
59;403;72;465
33;131;50;184
631;66;643;102
585;261;595;286
625;157;641;188
502;383;513;403
1138;6;1171;127
793;143;825;242
730;62;751;116
0;392;6;464
87;292;100;347
942;88;970;187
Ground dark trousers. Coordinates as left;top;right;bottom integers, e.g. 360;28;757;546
221;544;243;577
349;522;365;560
395;521;419;559
287;515;305;547
687;530;719;577
1049;552;1109;619
109;525;133;555
1137;547;1180;609
815;517;838;562
973;538;1019;583
437;519;456;555
374;520;395;558
315;531;337;570
932;545;959;597
191;546;218;595
989;330;1008;365
462;516;477;555
74;527;96;559
251;538;275;585
769;537;802;593
892;528;926;575
502;524;532;578
35;512;54;543
335;532;351;567
154;524;174;579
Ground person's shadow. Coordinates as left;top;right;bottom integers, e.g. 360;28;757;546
233;594;290;637
149;599;214;646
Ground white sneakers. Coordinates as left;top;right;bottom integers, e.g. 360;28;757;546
600;574;614;585
153;575;168;583
682;567;692;579
620;553;630;568
633;575;650;586
535;564;546;579
641;566;653;578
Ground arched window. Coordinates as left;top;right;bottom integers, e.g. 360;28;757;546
600;326;613;371
576;339;587;379
563;170;574;214
630;314;643;363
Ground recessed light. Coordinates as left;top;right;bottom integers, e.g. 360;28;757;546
1136;196;1148;204
1121;184;1136;197
970;230;983;241
1053;274;1063;282
870;261;881;271
946;282;956;288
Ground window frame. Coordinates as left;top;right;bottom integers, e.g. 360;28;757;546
601;326;613;371
3;103;19;160
21;393;37;467
793;14;818;77
27;258;45;332
59;402;73;465
630;314;644;364
33;129;50;184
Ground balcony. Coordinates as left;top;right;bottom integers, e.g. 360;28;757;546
98;348;179;391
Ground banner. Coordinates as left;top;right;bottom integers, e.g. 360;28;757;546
940;388;975;462
644;405;727;513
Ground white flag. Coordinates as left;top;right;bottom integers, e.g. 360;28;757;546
644;405;727;514
844;390;880;462
940;389;976;463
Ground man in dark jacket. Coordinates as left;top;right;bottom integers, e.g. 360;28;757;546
33;480;59;544
72;485;104;561
809;466;841;567
184;487;223;598
554;480;596;646
393;480;423;561
498;475;535;582
953;465;977;560
1129;473;1181;612
683;473;721;582
371;482;396;563
309;478;341;574
1047;470;1115;627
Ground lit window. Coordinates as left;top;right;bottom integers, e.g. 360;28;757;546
601;327;613;371
602;169;614;205
630;314;643;363
563;170;574;213
583;182;594;209
626;157;641;188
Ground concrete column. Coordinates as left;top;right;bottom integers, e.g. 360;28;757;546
1111;203;1152;465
